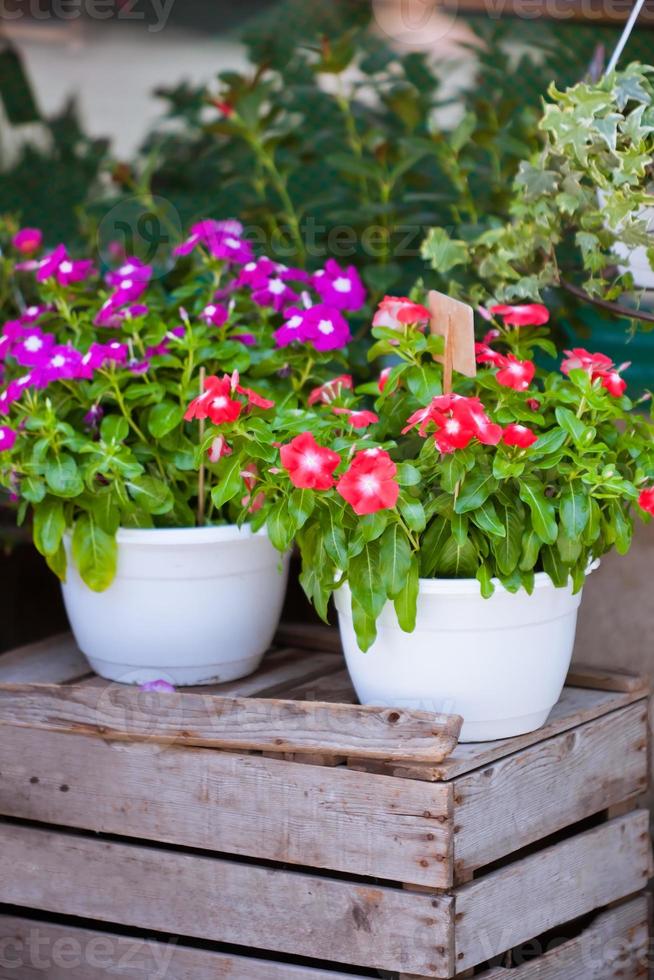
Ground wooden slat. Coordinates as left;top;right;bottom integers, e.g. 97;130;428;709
350;685;649;781
0;683;462;763
185;647;343;698
0;915;371;979
567;664;650;695
453;702;649;879
0;633;88;684
0;822;455;977
476;896;650;979
274;622;342;654
0;725;454;887
281;667;357;703
455;811;652;973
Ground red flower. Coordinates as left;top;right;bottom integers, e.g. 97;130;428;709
503;423;538;448
475;342;504;367
208;435;232;462
378;367;392;393
279;432;341;490
238;386;275;410
332;407;379;429
638;487;654;515
496;354;535;391
526;398;541;412
561;348;627;398
402;394;501;452
307;375;353;405
185;375;242;425
490;303;549;327
336;449;399;515
213;100;235;117
373;295;431;330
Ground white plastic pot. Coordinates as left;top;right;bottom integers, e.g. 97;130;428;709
62;525;290;686
598;190;654;290
334;570;594;742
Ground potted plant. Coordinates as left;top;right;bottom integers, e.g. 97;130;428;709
184;295;654;740
0;219;366;684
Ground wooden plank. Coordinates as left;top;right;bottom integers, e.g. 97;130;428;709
281;667;357;703
0;822;455;977
274;622;342;654
0;725;454;887
350;686;649;781
567;664;650;695
476;896;650;979
0;633;89;684
453;702;649;879
0;683;462;763
0;914;372;978
455;811;653;973
185;647;343;697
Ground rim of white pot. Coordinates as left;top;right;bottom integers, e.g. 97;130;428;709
338;559;600;597
113;523;261;546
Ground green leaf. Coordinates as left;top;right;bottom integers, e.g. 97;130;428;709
380;523;413;598
45;542;67;581
127;476;174;515
519;527;541;571
297;524;331;622
45;454;84;499
555;407;587;445
419;515;449;577
100;415;129;443
21;476;46;504
421;227;468;272
454;469;498;514
560;487;590;538
541;545;570;588
612;501;633;555
351;596;378;652
471;499;505;538
491;501;523;576
288;489;315;531
519;479;557;545
393;557;419;632
211;456;245;510
476;562;495;599
321;507;348;569
350;541;387;622
533;428;568;456
33;498;65;557
433;535;478;578
396;462;421;487
71;513;117;592
398;496;426;533
148;401;185;439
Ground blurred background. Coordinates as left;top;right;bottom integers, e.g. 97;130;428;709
0;0;652;660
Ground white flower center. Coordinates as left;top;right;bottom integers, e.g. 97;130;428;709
269;279;286;295
205;305;217;316
51;355;66;368
444;419;461;434
121;279;133;290
318;320;334;335
244;262;257;272
358;474;380;496
119;263;136;275
24;336;42;352
333;277;352;293
59;261;73;274
212;396;228;409
302;451;322;472
225;237;241;248
286;316;303;330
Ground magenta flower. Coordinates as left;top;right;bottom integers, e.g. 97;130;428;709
201;302;229;327
30;344;85;385
140;679;175;692
10;326;55;367
304;304;351;351
84;404;104;429
252;276;298;312
173;219;251;264
0;426;17;451
80;342;128;377
233;333;256;346
12;228;43;256
313;259;366;311
128;359;150;375
274;307;313;347
94;301;148;328
235;257;275;288
0;374;37;414
21;304;52;323
105;257;152;288
35;245;95;286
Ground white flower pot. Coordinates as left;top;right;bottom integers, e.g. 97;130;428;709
62;525;290;686
334;571;593;742
598;191;654;290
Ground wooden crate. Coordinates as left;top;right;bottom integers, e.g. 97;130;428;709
0;626;650;979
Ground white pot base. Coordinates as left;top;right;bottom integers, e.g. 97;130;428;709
458;709;552;742
84;653;264;687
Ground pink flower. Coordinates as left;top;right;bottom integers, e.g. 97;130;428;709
336;449;399;515
304;305;351;352
495;354;535;392
638;487;654;516
105;257;152;288
403;394;501;453
81;341;129;375
475;342;505;367
280;432;341;490
333;407;379;429
490;303;549;327
9;326;54;367
173;219;252;264
237;386;275;410
234;257;275;288
31;344;84;384
94;302;148;328
201;302;229;327
12;228;42;255
252;276;298;312
0;426;17;451
502;423;538;448
35;245;95;285
601;370;627;397
140;679;175;692
561;348;627;398
308;375;353;405
274;307;313;347
373;295;431;330
313;260;366;312
208;435;232;462
378;367;392;393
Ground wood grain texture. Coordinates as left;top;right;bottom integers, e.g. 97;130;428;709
0;914;372;979
0;823;455;977
453;702;649;879
274;623;343;654
0;725;453;887
475;896;650;979
0;683;462;762
0;633;88;684
567;664;649;695
455;811;653;973
350;686;649;781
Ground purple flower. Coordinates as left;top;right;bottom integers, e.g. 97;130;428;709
233;333;256;346
305;304;351;351
173;219;251;264
274;306;313;347
105;257;152;289
313;259;366;311
80;341;128;376
35;245;95;286
140;679;175;692
275;263;310;284
0;374;37;414
10;326;55;367
128;359;150;375
94;301;148;328
252;276;298;312
12;228;42;256
21;304;52;323
30;344;84;385
234;257;275;288
84;404;104;429
201;302;229;327
0;426;17;451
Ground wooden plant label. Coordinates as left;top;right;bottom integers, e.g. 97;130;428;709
428;289;476;394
